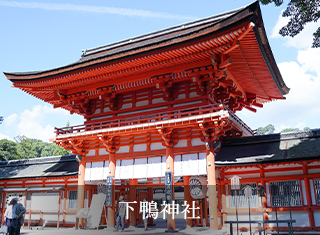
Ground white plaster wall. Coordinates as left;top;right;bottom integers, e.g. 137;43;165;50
226;212;263;228
264;170;303;177
133;144;147;152
177;94;186;100
152;98;164;104
189;92;198;98
86;149;96;157
268;211;310;227
122;103;132;109
136;100;148;107
191;138;203;146
117;146;130;153
150;142;166;150
314;210;320;226
98;148;108;155
175;139;188;148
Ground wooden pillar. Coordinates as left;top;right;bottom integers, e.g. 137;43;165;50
107;153;116;229
129;179;138;227
303;164;315;228
77;161;85;226
207;143;219;230
220;170;227;228
260;166;269;223
166;147;176;231
183;176;193;228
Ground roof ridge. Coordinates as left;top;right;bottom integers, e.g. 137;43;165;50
222;128;320;146
82;2;256;58
0;155;77;167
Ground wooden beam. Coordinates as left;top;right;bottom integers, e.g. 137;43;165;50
225;69;246;99
243;105;256;113
218;57;232;69
222;40;239;55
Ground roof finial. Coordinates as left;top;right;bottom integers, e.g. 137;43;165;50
81;49;87;58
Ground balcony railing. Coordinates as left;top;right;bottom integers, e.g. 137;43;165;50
54;104;253;136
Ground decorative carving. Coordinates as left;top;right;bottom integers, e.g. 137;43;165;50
55;139;88;156
151;73;177;101
99;135;119;154
185;65;216;96
97;85;123;111
158;128;177;148
198;118;231;142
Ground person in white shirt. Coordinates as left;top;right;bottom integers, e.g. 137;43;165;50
3;203;16;227
8;198;26;235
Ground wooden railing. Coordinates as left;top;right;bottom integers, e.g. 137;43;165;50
54;104;253;136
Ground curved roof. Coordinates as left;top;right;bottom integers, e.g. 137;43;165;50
0;155;78;180
4;1;289;112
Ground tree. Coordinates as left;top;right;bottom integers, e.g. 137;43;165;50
41;143;70;157
256;124;275;135
280;127;300;133
0;139;19;161
14;135;44;159
260;0;320;48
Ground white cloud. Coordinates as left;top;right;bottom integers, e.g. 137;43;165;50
0;133;14;141
239;12;320;133
2;105;83;142
271;11;319;50
271;10;289;39
0;0;194;20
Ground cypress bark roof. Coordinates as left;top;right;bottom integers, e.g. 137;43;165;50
217;129;320;165
0;155;79;180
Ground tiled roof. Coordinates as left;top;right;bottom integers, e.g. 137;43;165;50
216;129;320;165
0;155;79;180
4;1;258;78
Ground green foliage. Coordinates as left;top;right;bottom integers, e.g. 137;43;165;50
281;127;300;133
0;139;19;161
256;124;275;135
260;0;320;48
0;135;70;161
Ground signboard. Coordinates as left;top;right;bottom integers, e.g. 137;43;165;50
165;171;173;204
244;185;253;198
189;176;207;199
106;176;114;207
87;194;106;229
230;175;241;190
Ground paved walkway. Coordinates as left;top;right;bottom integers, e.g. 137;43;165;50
19;218;228;235
20;226;227;235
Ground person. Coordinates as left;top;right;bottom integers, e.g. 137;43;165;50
8;198;26;235
142;198;148;231
114;195;125;232
3;203;14;228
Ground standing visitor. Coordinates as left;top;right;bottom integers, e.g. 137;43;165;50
142;198;148;231
8;198;26;235
114;195;126;232
3;202;14;228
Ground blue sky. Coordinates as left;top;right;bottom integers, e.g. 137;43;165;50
0;0;319;142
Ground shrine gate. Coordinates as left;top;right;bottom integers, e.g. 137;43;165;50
4;2;290;231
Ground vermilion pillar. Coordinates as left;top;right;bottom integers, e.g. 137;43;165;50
77;161;85;226
166;147;176;231
183;176;193;228
207;143;218;230
303;164;315;228
260;167;269;224
107;153;116;229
